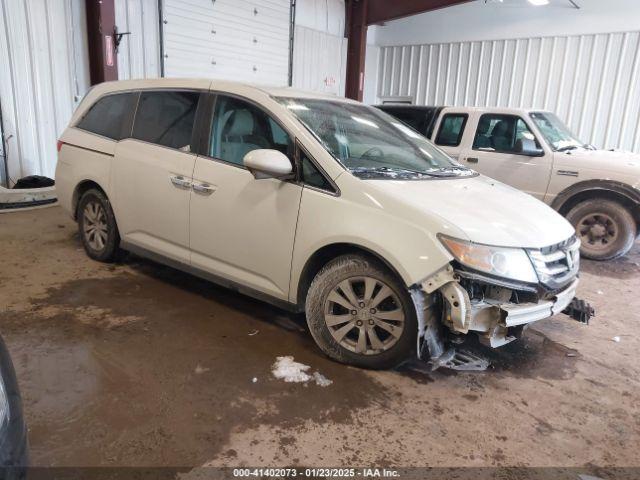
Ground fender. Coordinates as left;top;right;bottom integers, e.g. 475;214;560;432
551;179;640;214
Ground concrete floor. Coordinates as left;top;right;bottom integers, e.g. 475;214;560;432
0;206;639;469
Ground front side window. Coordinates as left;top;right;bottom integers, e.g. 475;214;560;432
473;114;539;153
132;91;199;151
209;96;292;166
278;98;473;180
301;152;333;192
530;112;584;152
76;92;138;140
435;114;467;147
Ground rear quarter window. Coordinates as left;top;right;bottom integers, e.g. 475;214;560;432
76;92;138;140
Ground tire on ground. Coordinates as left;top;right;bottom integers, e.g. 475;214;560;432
305;254;417;369
566;198;636;261
77;188;121;262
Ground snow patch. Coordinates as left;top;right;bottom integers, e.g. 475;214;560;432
271;356;332;387
312;371;333;387
272;356;311;382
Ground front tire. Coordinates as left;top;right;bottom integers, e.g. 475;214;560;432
566;198;636;261
77;188;120;262
305;254;417;369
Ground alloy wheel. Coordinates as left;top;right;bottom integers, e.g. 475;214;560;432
323;276;405;355
83;201;108;251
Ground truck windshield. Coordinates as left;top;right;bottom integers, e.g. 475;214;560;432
277;97;473;179
530;112;585;152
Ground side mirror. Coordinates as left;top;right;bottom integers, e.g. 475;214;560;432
515;138;544;157
243;149;293;180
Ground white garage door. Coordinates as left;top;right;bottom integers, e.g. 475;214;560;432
162;0;292;86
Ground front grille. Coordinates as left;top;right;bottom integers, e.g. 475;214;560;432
528;235;580;289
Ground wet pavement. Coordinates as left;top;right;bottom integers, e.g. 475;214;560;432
0;206;639;468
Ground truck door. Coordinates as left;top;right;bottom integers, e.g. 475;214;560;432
457;113;552;200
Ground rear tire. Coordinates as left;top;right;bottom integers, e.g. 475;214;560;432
566;198;636;261
77;189;120;262
305;254;417;369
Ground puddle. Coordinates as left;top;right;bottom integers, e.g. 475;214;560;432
474;329;580;380
1;262;388;466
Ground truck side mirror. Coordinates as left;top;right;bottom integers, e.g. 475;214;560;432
515;138;544;157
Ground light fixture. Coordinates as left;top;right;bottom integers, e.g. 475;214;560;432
527;0;550;5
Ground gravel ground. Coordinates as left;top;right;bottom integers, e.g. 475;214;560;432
0;206;638;471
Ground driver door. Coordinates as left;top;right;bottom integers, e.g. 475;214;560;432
189;94;302;300
460;113;552;200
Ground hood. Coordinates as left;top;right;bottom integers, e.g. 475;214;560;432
366;174;575;249
555;148;640;180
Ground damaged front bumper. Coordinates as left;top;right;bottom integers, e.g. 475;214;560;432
411;264;594;370
458;276;579;348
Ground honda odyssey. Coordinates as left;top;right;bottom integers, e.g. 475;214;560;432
55;79;591;370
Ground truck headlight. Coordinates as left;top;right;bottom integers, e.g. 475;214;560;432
0;376;8;436
439;235;539;284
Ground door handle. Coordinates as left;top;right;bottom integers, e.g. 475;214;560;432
466;157;479;164
192;182;216;195
170;175;192;189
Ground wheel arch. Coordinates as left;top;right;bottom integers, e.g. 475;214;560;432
72;180;109;221
551;180;640;226
294;242;409;310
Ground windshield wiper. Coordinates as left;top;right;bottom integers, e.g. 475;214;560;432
556;145;580;152
429;165;473;176
350;166;443;177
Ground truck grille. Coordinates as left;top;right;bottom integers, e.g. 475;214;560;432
527;236;580;290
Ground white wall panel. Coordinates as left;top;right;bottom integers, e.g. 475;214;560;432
295;0;344;36
375;31;640;153
0;0;89;183
291;25;346;96
161;0;291;85
291;0;346;96
115;0;161;80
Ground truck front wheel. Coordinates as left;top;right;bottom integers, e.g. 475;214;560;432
566;198;636;260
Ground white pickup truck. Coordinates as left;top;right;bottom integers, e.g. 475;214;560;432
376;105;640;260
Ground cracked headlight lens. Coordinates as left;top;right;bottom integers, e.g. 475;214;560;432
439;235;539;284
0;375;9;436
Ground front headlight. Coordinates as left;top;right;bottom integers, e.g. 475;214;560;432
439;235;539;284
0;376;9;436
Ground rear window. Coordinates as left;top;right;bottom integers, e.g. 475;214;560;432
435;114;468;147
376;106;440;137
76;92;138;140
379;108;426;133
132;91;200;151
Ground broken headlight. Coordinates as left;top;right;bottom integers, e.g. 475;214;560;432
439;235;538;284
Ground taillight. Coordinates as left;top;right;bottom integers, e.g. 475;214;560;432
57;140;64;152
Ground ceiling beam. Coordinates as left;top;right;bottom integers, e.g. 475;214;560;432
366;0;472;25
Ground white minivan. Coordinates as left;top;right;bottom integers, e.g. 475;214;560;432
55;79;591;370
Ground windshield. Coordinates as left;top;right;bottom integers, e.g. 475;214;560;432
277;97;474;179
530;112;585;152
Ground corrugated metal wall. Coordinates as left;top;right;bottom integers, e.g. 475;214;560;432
0;0;90;183
292;26;346;95
292;0;346;95
115;0;162;80
376;31;640;153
